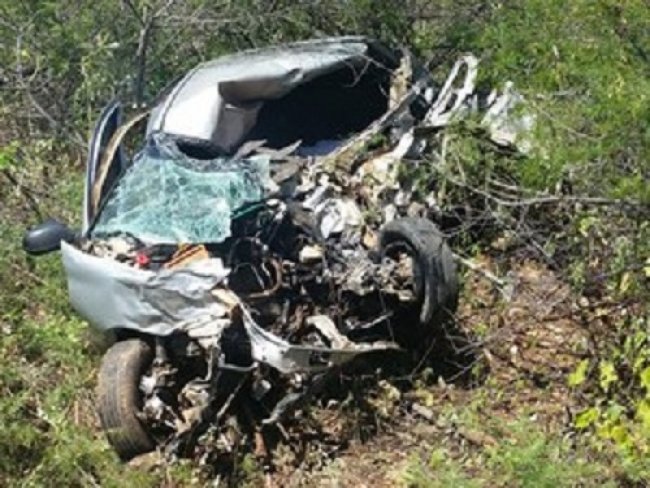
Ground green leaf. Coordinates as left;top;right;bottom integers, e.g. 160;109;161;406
599;361;618;392
0;142;19;170
0;149;12;170
641;367;650;394
618;272;632;293
428;448;446;469
568;359;589;387
637;400;650;429
575;407;599;429
609;425;630;447
578;216;597;237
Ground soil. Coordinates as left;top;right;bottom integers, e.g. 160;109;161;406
255;258;589;486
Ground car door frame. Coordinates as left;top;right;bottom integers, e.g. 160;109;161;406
83;99;125;234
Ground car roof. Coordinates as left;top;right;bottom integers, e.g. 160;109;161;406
146;36;400;153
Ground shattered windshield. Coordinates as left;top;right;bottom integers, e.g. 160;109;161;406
92;134;270;244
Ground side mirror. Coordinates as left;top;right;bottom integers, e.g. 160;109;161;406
23;218;78;255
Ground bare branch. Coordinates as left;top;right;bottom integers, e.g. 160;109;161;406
1;169;43;219
130;0;178;105
452;252;507;290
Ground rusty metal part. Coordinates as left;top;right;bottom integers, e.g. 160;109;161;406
164;244;210;269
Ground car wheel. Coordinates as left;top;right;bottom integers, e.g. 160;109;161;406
379;217;458;337
97;338;155;460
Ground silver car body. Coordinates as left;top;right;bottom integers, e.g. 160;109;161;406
65;37;407;372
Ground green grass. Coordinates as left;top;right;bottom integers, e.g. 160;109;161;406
401;415;628;488
403;448;480;488
0;168;166;486
0;297;162;486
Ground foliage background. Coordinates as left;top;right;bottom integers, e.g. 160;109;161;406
0;0;648;486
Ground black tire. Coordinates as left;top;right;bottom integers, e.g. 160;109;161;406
97;339;155;460
380;217;458;336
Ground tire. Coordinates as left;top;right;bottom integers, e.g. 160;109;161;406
96;338;155;460
379;217;458;336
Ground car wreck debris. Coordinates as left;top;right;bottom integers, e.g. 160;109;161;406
22;36;535;463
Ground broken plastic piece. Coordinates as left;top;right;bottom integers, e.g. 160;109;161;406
135;252;150;268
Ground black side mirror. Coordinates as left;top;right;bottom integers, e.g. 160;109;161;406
23;218;78;255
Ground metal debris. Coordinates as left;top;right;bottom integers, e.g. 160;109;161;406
482;81;536;154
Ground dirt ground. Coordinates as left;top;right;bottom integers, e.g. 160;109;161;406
254;258;589;487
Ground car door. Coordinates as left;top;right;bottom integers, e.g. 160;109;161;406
83;99;125;234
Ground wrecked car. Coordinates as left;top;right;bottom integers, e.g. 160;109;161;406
23;37;458;460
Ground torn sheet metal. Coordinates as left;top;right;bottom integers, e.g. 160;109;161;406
424;55;478;128
306;315;353;349
64;233;399;373
178;316;231;349
352;129;420;206
420;54;535;153
482;81;536;154
61;241;230;335
241;308;396;375
147;36;396;153
313;197;362;239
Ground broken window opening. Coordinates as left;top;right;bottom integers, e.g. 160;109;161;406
91;134;271;244
244;60;393;151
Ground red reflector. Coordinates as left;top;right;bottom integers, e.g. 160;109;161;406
135;252;150;267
